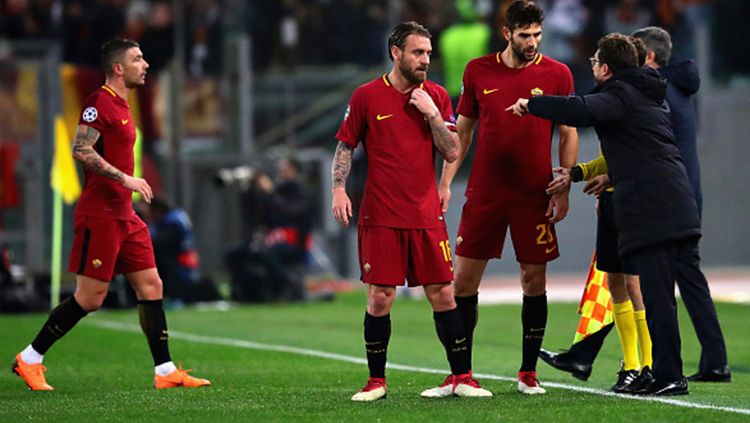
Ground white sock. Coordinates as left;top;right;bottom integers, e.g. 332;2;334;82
155;361;177;376
20;345;43;365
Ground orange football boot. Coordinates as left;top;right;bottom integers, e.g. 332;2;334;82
12;354;54;391
154;365;211;389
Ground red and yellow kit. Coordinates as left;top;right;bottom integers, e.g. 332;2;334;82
455;53;574;263
68;85;155;281
337;75;456;284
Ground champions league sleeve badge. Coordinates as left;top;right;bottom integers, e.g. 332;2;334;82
82;107;98;123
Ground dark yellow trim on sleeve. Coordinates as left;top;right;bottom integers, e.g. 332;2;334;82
101;85;117;97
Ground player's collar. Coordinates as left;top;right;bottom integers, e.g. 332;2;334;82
382;74;424;91
496;52;544;66
101;85;118;97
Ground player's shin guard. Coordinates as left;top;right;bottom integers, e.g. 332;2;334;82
521;294;547;372
434;308;471;375
455;295;478;359
138;300;172;366
613;300;640;370
364;312;391;378
634;309;653;369
31;296;89;354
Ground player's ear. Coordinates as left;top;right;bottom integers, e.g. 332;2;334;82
390;45;401;62
501;26;511;42
112;62;123;75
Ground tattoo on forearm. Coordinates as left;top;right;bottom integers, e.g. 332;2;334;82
72;125;125;183
332;141;353;189
429;120;459;161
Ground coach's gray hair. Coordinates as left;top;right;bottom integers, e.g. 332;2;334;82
632;26;672;67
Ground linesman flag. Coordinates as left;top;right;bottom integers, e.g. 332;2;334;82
573;251;613;344
50;115;81;204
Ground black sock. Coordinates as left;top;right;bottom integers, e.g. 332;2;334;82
137;299;172;366
521;294;547;372
364;312;391;379
455;294;478;361
434;308;471;375
31;296;89;354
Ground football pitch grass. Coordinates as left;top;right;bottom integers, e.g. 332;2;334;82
1;290;748;422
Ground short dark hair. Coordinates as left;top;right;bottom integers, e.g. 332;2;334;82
101;38;140;76
505;0;544;32
387;21;431;61
597;33;638;74
630;36;648;66
631;26;672;67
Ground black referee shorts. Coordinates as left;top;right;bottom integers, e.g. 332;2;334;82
595;190;625;274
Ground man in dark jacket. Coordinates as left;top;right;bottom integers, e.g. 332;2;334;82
632;26;729;383
537;28;731;387
507;33;701;396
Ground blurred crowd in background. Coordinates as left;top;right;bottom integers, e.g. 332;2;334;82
2;0;750;309
2;0;749;84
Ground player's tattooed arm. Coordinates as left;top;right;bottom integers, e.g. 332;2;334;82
72;124;125;183
332;141;354;189
409;89;458;162
427;115;459;163
331;141;354;226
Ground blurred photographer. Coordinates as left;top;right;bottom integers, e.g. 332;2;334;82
224;157;313;302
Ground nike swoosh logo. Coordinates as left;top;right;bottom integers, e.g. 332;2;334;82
455;338;466;344
545;245;557;254
483;88;499;95
121;119;129;125
376;114;393;121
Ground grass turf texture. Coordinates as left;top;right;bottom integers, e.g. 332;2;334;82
1;291;748;422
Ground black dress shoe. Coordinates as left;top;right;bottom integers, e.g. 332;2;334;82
638;377;689;396
538;349;592;381
687;365;731;383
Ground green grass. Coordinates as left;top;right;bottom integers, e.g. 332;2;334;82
0;291;748;422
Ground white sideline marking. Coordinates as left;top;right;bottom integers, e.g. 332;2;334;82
87;319;750;416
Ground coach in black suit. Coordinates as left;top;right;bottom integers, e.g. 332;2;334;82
507;33;703;396
633;26;730;383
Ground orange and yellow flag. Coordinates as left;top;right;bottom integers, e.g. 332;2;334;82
573;251;613;344
50;115;81;204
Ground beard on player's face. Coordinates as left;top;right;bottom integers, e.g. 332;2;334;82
399;60;427;85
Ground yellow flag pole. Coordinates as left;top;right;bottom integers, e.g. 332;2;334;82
50;188;63;308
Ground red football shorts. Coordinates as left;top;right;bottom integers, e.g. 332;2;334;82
455;197;560;264
357;226;454;286
68;213;156;282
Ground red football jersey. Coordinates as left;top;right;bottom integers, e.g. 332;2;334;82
74;85;137;219
336;75;456;229
457;53;574;202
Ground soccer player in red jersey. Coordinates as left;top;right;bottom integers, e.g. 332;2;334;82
12;39;209;391
332;22;491;401
438;1;579;394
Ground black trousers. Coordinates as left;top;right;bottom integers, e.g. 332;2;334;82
674;240;727;372
622;236;705;382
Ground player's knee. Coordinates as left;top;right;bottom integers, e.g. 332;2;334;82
520;276;545;296
453;271;480;296
428;286;456;310
134;275;164;300
368;288;395;315
74;293;105;312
